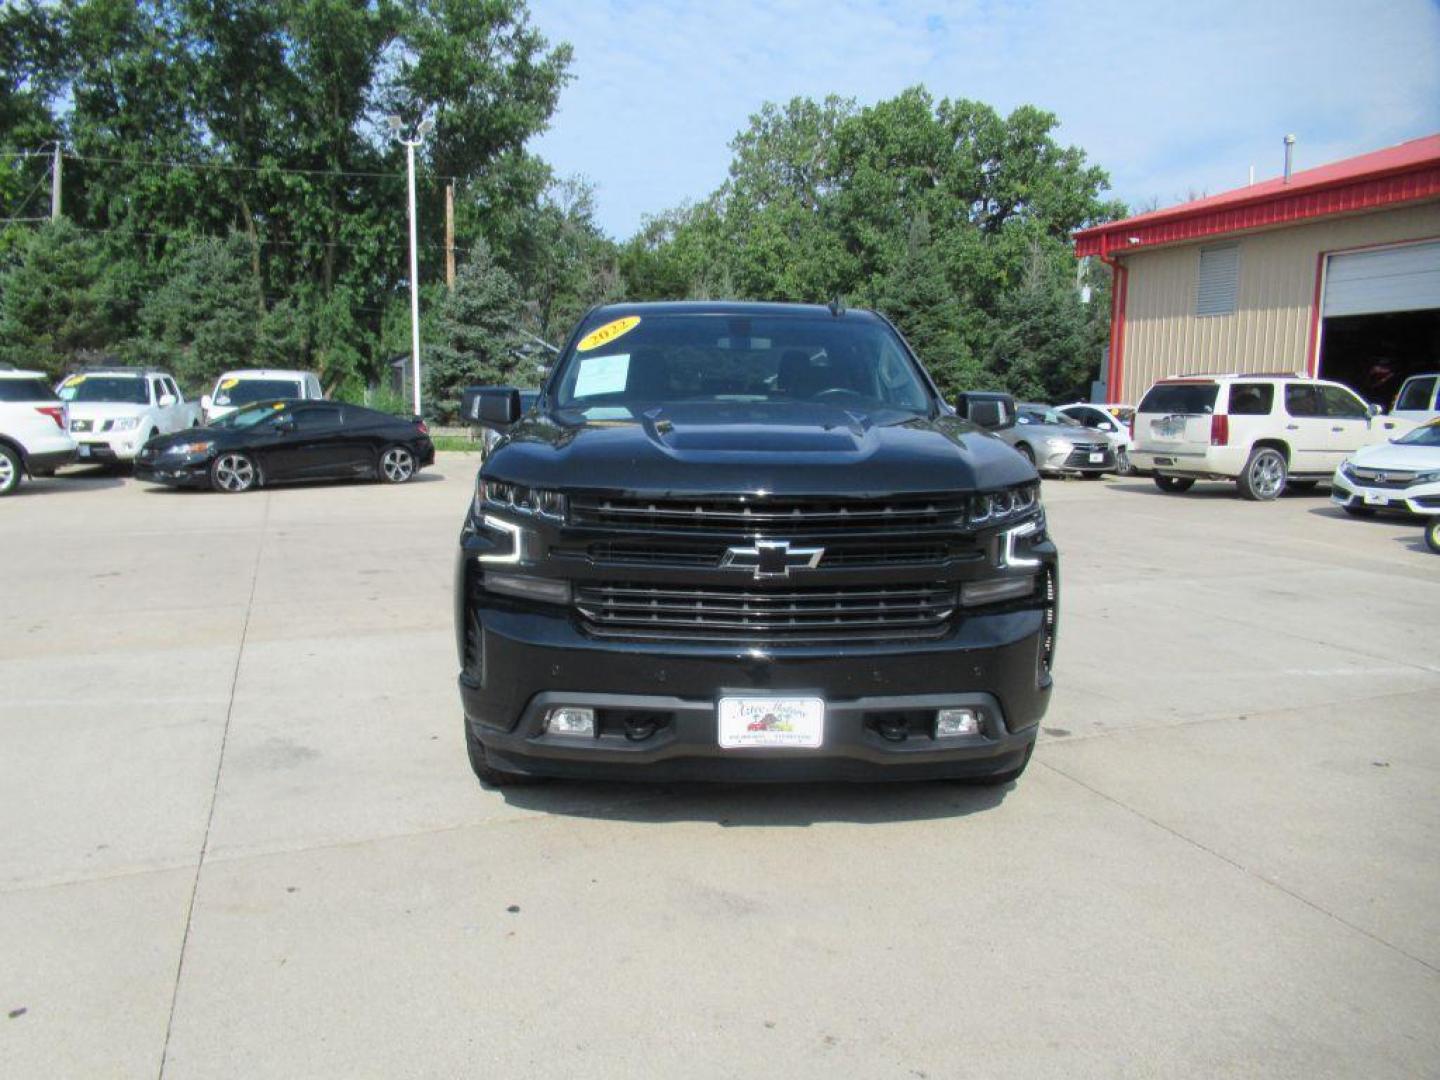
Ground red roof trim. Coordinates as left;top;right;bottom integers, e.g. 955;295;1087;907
1075;135;1440;257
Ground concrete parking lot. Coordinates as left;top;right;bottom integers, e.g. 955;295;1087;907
2;456;1437;1078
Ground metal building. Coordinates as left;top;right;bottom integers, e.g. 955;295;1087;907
1074;135;1440;407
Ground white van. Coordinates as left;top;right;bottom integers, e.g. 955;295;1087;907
203;369;324;423
1392;372;1440;425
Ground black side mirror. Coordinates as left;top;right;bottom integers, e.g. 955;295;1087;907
461;386;522;429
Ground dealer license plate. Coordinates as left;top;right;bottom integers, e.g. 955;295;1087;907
1363;491;1389;506
1088;452;1105;463
718;696;824;749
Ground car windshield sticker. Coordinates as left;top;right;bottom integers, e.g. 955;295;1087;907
64;375;86;386
272;403;286;410
573;354;630;398
576;316;640;352
220;378;240;389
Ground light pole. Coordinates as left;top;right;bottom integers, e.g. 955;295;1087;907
388;115;434;417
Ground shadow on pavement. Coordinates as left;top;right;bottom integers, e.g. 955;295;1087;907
494;776;1012;827
1306;505;1420;527
22;467;126;493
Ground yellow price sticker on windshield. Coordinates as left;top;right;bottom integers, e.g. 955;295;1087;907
272;403;286;410
577;316;640;352
220;378;239;390
64;375;86;387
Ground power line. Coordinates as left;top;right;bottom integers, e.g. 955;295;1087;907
4;148;464;185
65;221;475;258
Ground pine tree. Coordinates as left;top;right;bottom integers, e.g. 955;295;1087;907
425;240;524;420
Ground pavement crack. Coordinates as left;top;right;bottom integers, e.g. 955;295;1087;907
156;491;270;1079
1038;758;1440;976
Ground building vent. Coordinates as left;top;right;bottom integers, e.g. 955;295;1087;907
1196;244;1240;316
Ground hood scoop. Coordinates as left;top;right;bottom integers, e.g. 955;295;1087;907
641;404;870;454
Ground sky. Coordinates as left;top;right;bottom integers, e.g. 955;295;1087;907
524;0;1440;239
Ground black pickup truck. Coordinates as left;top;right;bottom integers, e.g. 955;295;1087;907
455;301;1057;785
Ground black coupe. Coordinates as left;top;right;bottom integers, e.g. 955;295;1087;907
134;400;435;492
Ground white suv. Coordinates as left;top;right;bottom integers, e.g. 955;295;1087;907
0;367;78;496
1131;373;1414;501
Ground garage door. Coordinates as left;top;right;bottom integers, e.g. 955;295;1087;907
1324;240;1440;318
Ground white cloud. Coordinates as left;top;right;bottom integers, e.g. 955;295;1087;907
526;0;1440;236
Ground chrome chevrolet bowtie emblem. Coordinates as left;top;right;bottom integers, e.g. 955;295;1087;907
721;540;824;579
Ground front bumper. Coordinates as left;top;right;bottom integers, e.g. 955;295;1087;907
72;433;145;463
1038;444;1115;475
456;543;1056;783
134;455;213;488
1330;469;1440;515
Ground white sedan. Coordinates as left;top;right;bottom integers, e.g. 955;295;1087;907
1331;419;1440;517
1056;402;1136;473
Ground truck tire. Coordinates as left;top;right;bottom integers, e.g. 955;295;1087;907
1426;519;1440;554
1153;475;1195;493
465;719;541;787
0;444;20;496
1237;446;1287;501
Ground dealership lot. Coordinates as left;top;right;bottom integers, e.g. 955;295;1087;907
1;458;1437;1078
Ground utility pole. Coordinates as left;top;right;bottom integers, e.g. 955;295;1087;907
51;145;62;220
445;182;456;289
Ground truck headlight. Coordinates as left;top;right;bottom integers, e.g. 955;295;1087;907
478;478;567;521
969;483;1040;526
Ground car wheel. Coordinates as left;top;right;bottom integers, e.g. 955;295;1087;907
0;444;20;496
1237;446;1287;501
465;719;541;787
1153;475;1195;493
379;445;416;484
1016;443;1035;465
210;452;258;493
1115;448;1134;475
961;740;1033;786
1342;505;1376;518
1426;519;1440;554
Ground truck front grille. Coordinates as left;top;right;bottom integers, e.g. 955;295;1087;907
574;581;957;643
585;539;959;570
569;494;971;533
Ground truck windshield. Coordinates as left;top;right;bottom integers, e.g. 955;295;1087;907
214;379;303;406
57;376;149;404
552;313;933;416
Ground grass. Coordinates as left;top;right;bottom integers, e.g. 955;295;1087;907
431;435;484;453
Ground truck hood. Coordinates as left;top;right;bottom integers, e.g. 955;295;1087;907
485;403;1034;495
1348;440;1440;471
66;401;151;420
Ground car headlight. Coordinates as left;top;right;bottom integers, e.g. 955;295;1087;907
477;478;567;521
166;440;214;457
1412;470;1440;485
1044;437;1069;449
969;482;1041;526
111;417;140;431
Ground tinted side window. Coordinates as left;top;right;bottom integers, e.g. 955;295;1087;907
293;407;342;431
1396;377;1436;411
1226;383;1273;416
1321;385;1368;419
1284;385;1321;418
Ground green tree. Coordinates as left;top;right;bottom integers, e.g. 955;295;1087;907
0;219;120;375
138;234;263;386
424;240;523;419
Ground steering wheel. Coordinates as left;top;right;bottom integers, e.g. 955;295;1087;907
812;387;866;403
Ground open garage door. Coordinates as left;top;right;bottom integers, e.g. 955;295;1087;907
1318;240;1440;407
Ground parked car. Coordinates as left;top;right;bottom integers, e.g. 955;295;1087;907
1330;418;1440;518
1391;372;1440;425
1130;373;1414;500
202;369;325;423
0;367;77;496
457;302;1057;787
954;392;1116;477
56;367;202;465
1056;401;1137;473
134;399;434;492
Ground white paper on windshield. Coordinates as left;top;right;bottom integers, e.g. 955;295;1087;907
573;353;629;398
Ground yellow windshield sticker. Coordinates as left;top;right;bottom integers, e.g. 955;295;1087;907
220;378;240;390
64;375;86;387
272;403;286;410
577;316;640;352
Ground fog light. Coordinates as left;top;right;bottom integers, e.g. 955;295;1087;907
935;708;980;738
961;574;1036;607
483;571;570;605
544;707;595;737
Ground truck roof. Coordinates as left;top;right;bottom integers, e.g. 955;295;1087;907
582;300;885;322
